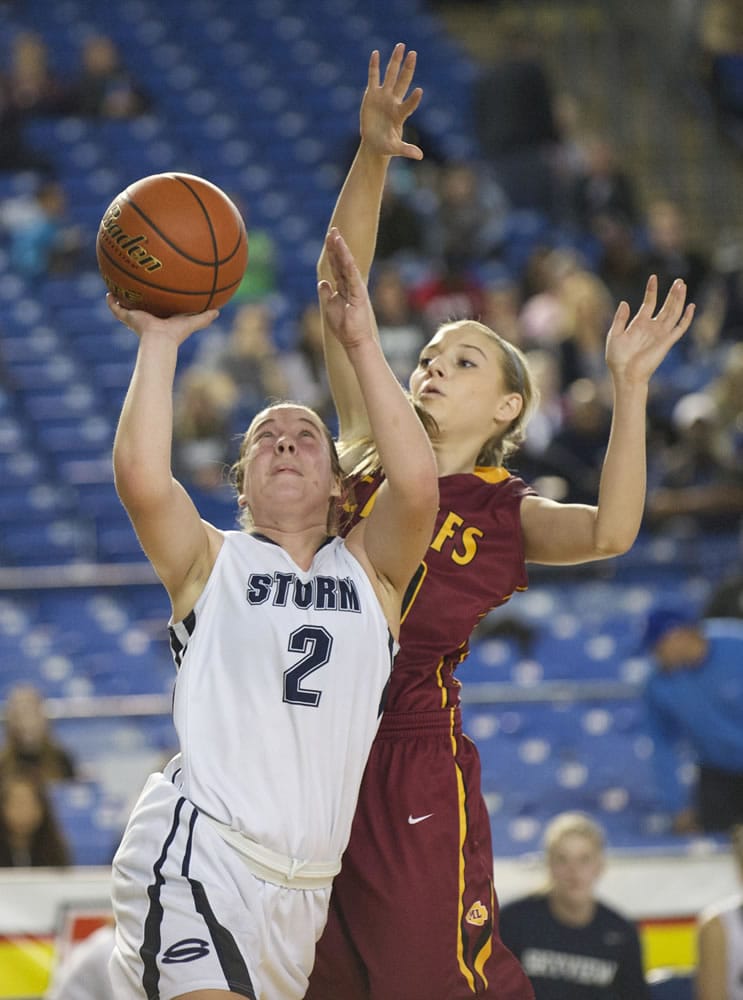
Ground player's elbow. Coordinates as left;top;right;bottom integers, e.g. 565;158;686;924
593;526;637;559
113;453;171;512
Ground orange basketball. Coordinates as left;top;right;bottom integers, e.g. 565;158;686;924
96;172;248;317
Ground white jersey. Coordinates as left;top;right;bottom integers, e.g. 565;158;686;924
167;531;395;866
701;894;743;1000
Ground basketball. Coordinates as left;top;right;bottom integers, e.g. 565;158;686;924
96;172;248;318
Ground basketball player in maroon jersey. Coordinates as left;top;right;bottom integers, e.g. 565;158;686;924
305;45;694;1000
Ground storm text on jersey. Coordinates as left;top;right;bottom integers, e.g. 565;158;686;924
246;572;361;612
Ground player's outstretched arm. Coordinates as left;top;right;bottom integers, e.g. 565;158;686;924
109;296;222;607
319;229;437;611
318;43;423;451
522;276;695;565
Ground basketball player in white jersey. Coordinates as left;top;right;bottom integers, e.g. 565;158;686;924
697;824;743;1000
105;227;438;1000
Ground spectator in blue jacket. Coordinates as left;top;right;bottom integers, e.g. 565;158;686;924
642;608;743;834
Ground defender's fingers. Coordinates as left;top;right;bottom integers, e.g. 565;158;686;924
607;300;631;337
317;279;334;308
324;230;345;284
672;302;696;339
401;86;423;118
394;49;418;98
655;278;687;327
382;42;405;88
637;274;658;316
367;49;380;89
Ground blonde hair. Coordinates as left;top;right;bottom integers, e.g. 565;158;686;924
228;402;345;532
543;811;606;857
341;396;438;479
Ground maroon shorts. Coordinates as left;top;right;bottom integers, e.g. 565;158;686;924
306;709;534;1000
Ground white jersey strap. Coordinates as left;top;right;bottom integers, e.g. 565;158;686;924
200;811;341;890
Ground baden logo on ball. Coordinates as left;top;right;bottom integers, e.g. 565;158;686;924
96;172;249;317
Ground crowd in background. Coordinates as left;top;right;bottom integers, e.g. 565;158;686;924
0;3;742;995
0;11;740;546
161;9;743;551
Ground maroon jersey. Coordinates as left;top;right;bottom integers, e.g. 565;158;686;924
344;466;535;713
308;465;537;1000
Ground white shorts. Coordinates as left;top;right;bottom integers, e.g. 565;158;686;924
109;771;332;1000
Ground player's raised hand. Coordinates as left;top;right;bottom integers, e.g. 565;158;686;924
318;228;379;352
605;275;695;384
106;294;219;346
360;43;424;160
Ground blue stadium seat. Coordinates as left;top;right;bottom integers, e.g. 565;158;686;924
0;0;737;868
48;780;122;866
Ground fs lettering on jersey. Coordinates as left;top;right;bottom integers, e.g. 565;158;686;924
354;488;483;567
429;511;483;566
246;571;362;612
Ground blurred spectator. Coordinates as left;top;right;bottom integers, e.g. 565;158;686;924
375;160;427;263
408;254;487;336
706;572;743;619
480;272;525;347
280;301;335;424
528;378;613;505
691;233;743;351
697;0;743;123
643;198;712;309
593;210;651;313
67;34;151;119
0;684;76;783
499;812;650;999
369;265;426;384
695;823;743;1000
424;160;508;266
0;179;84;277
550;90;593;225
707;341;743;459
212;302;289;416
0;79;54;173
472;17;561;215
567;135;641;233
641;609;743;834
553;268;616;391
705;523;743;619
0;768;71;867
517;347;566;488
172;367;239;490
230;198;279;305
45;919;115;1000
519;247;583;349
5;31;72;116
646;390;743;534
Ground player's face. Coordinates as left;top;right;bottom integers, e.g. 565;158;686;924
547;833;603;909
409;324;521;449
240;406;339;518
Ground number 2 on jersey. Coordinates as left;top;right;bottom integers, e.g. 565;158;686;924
283;625;333;707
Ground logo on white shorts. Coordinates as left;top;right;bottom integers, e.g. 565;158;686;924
162;938;211;963
407;813;434;825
